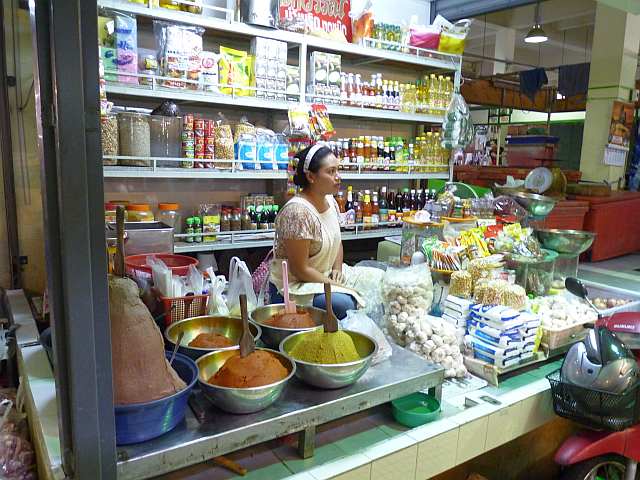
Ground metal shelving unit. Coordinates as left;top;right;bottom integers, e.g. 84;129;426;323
102;165;450;181
173;227;402;253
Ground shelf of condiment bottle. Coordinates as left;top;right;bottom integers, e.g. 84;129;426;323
97;0;461;72
103;163;450;180
173;227;403;253
106;83;444;124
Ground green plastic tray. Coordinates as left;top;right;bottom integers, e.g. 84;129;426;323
391;392;441;428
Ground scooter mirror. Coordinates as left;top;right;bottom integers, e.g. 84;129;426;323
565;277;588;300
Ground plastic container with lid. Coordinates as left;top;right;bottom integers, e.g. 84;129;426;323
552;252;580;290
118;112;151;164
150;116;182;166
126;203;155;222
157;203;181;233
400;216;444;265
506;249;558;297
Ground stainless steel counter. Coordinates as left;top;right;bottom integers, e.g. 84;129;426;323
117;344;444;480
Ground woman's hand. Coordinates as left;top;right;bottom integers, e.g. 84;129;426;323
329;269;348;287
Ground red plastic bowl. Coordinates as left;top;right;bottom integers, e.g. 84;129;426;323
125;254;198;277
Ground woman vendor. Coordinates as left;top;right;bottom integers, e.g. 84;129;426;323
269;143;363;319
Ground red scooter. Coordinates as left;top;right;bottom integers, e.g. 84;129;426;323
552;278;640;480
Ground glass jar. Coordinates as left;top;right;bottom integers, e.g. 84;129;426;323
230;209;242;231
157;203;181;233
118;112;151;165
220;209;231;232
126;203;155;222
101;114;119;165
150;116;182;167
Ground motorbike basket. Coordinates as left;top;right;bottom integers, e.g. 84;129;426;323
547;369;640;432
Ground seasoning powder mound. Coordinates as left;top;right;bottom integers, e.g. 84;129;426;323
210;350;288;388
289;331;360;364
189;332;235;349
265;310;316;329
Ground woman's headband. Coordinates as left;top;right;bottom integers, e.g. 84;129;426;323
303;142;327;172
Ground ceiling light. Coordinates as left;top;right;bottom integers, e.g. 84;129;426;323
525;1;548;44
525;24;548;43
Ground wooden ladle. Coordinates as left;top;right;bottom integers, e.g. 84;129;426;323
238;294;255;358
323;283;339;333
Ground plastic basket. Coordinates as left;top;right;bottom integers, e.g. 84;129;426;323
546;369;640;431
125;254;198;277
160;294;209;327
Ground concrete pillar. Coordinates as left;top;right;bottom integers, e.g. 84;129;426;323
493;27;516;75
579;3;640;184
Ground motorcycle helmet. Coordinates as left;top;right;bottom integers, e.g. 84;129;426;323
561;327;638;394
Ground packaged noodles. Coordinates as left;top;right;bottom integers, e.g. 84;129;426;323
219;47;253;96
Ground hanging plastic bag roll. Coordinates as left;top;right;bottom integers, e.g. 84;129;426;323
441;92;474;150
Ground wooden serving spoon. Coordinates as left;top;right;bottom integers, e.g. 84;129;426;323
323;283;339;333
114;206;126;277
238;294;255;358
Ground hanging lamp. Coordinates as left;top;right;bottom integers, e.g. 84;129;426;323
525;1;548;44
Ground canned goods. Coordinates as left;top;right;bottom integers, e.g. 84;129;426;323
183;114;194;130
194;118;206;130
195;143;205;154
182;131;195;142
204;153;214;160
204;119;214;136
205;136;215;145
205;144;215;155
195;136;205;145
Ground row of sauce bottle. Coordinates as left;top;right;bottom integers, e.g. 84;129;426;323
335;186;439;229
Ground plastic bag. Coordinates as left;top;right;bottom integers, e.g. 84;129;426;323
441;92;474;150
226;256;257;317
147;256;172;297
342;311;392;365
433;16;471;55
493;195;528;222
0;394;37;480
206;268;229;316
256;128;277;170
153;21;204;89
219;46;252;96
114;12;138;84
214;112;234;163
350;0;374;45
409;24;441;50
343;264;386;322
185;265;204;296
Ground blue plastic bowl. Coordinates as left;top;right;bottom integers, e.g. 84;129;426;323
115;351;197;445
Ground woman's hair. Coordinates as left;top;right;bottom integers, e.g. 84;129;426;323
293;144;333;188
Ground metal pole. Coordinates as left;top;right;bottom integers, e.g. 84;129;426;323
29;0;116;477
0;2;21;289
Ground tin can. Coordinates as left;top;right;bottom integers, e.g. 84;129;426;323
182;139;195;149
205;143;215;155
194;118;205;137
195;143;205;154
195;135;205;145
183;113;194;130
182;131;195;142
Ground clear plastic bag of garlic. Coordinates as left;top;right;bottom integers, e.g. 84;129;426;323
383;264;467;378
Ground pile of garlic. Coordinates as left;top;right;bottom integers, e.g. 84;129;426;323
530;295;597;330
383;265;466;378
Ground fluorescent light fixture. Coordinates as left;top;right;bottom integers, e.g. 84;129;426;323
525;24;548;43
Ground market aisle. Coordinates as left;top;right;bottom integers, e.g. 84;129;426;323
579;252;640;291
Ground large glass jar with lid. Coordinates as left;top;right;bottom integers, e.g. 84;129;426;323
126;203;155;222
118;112;151;165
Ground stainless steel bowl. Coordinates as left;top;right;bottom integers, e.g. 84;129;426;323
280;330;378;389
250;304;325;349
535;229;596;254
196;348;295;414
512;191;556;218
165;315;261;360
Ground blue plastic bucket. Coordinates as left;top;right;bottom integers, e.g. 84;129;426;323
115;351;197;445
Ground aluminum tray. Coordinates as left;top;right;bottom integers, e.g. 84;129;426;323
116;344;443;480
581;280;640;317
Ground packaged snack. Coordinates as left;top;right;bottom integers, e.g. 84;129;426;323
114;13;138;84
100;46;118;82
199;204;220;242
233;116;256;143
288;104;311;139
98;15;115;48
214;113;234;167
200;51;219;93
274;133;290;170
154;21;204;89
219;47;252;96
350;0;374;44
234;117;257;170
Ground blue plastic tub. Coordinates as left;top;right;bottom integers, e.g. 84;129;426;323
115;351;197;445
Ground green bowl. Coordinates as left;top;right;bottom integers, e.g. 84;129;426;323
391;393;441;427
